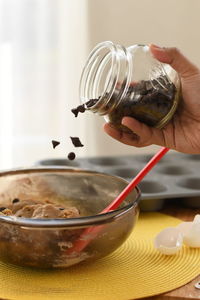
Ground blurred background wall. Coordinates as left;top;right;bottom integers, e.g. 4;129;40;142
0;0;200;168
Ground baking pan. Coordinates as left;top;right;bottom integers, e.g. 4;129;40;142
36;152;200;211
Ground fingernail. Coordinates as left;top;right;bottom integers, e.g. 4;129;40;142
150;43;162;49
121;117;127;125
149;44;165;51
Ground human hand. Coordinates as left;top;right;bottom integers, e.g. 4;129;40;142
104;44;200;154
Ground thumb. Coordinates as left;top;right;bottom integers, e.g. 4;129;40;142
149;44;199;79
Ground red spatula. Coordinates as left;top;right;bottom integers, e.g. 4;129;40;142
68;146;169;254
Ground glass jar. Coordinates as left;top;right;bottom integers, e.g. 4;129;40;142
79;41;181;131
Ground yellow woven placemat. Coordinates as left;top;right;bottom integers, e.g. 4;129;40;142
1;212;200;300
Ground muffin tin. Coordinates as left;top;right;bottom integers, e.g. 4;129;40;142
35;152;200;211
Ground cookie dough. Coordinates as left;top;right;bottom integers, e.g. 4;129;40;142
0;199;80;219
0;174;87;268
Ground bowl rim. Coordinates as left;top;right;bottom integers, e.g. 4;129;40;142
0;167;141;228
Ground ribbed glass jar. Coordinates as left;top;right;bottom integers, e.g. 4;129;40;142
79;41;181;131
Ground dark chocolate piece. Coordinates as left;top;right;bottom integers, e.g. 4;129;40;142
70;137;84;147
51;140;60;149
71;104;86;117
68;152;76;160
85;99;98;108
71;108;79;117
78;105;86;113
0;207;6;212
12;198;20;204
71;99;98;117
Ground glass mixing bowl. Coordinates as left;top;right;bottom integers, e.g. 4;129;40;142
0;168;140;268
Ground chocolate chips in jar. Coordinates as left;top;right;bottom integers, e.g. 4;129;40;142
73;77;178;131
78;42;181;131
107;76;178;130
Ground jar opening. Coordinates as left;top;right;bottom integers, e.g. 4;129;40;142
79;41;132;115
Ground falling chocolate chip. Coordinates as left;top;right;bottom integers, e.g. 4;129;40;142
71;108;79;117
71;104;86;117
52;140;60;149
70;137;84;147
68;152;76;160
0;207;6;212
12;198;20;204
71;99;99;118
77;105;86;113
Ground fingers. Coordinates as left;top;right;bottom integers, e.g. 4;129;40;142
104;117;164;147
103;123;139;146
149;44;199;79
121;117;160;146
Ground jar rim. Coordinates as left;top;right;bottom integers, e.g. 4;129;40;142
79;41;118;111
79;41;133;115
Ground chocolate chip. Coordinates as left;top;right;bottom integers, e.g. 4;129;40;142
71;99;99;118
77;105;86;113
70;137;84;147
0;207;6;212
71;108;79;117
12;198;20;204
85;98;98;108
52;140;60;149
71;104;86;117
59;208;65;210
68;152;76;160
